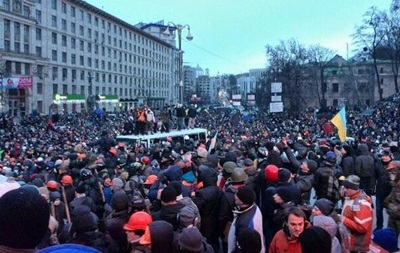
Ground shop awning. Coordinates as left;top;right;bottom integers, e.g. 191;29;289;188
53;94;86;104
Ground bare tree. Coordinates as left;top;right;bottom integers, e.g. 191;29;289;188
265;39;309;112
353;6;388;100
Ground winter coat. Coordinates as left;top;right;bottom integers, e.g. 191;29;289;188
375;160;392;198
192;167;224;243
295;173;314;204
68;230;120;253
269;229;302;253
314;161;341;203
104;209;130;251
354;143;376;194
341;155;355;177
384;180;400;220
227;204;265;253
342;190;373;252
152;202;185;231
188;107;197;118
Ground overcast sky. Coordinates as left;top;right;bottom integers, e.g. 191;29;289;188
85;0;392;76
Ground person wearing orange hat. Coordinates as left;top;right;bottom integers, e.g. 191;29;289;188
61;175;75;204
124;211;153;252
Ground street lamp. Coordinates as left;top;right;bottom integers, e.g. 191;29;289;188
163;22;193;104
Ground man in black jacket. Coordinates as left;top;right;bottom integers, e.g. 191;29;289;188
355;143;376;196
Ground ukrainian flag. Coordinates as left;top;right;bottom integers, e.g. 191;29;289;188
331;107;347;142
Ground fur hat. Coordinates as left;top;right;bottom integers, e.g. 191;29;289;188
314;198;335;216
0;187;50;249
236;186;256;206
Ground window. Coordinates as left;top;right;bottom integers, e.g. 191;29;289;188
71;22;75;33
62;19;67;30
62;68;67;79
14;22;20;36
23;5;30;17
51;16;57;27
87;28;91;39
79;25;84;36
4;40;10;51
332;83;339;92
37;83;43;95
101;19;105;29
71;6;75;17
51;32;57;44
79;55;84;65
63;84;68;94
62;35;67;46
53;84;58;96
72;69;76;80
35;46;42;57
88;57;92;67
36;10;41;23
72;85;76;93
62;52;67;63
79;10;84;20
71;38;76;49
3;0;10;11
71;54;76;64
52;67;58;80
4;19;10;33
14;42;20;53
332;99;338;108
35;28;41;40
87;43;92;53
52;50;57;61
24;44;29;53
61;2;66;13
94;17;98;26
87;13;91;23
380;67;384;74
357;69;364;75
51;0;57;10
79;40;84;51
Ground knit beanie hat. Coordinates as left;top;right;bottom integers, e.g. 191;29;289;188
299;226;332;253
111;178;124;191
49;191;61;202
278;168;292;183
161;186;177;203
178;206;198;227
178;227;203;252
372;228;400;252
275;186;296;203
168;181;182;196
0;187;50;249
111;190;129;211
207;154;219;168
236;227;262;253
343;175;360;190
236;186;255;206
314;198;335;216
313;215;338;238
306;160;318;173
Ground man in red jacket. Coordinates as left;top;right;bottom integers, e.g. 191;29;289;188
341;175;373;253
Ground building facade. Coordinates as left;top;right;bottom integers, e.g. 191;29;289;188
0;0;177;116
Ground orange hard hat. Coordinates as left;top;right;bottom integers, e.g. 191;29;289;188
144;175;157;185
61;175;73;185
109;147;118;156
141;156;150;166
124;211;153;231
139;225;152;245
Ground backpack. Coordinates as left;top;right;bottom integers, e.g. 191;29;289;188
326;168;340;203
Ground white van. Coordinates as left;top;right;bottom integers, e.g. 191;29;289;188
116;128;208;148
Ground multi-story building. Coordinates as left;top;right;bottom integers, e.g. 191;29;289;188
0;0;177;116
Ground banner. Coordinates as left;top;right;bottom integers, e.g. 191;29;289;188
270;102;283;113
2;77;32;89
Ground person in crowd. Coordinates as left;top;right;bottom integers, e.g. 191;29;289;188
341;175;373;253
295;159;317;204
60;174;75;204
298;226;332;253
370;228;399;253
187;104;197;129
269;206;309;253
354;143;377;196
0;187;50;252
139;220;174;253
227;186;264;253
314;151;341;204
339;144;356;177
312;215;341;253
384;160;400;235
145;106;156;135
176;226;214;253
176;104;187;130
123;211;153;253
375;150;394;231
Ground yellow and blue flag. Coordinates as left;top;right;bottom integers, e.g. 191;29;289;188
331;107;347;142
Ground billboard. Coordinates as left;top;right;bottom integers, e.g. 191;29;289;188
2;76;32;89
271;82;282;93
232;94;241;100
270;102;284;113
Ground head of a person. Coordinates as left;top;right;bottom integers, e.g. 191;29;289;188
235;227;262;253
177;227;204;253
299;226;332;253
124;211;153;244
284;206;307;239
312;198;335;217
370;228;399;253
381;150;393;163
342;175;360;196
139;220;174;253
234;186;255;209
0;187;50;249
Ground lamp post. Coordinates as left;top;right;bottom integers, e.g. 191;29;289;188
163;22;193;104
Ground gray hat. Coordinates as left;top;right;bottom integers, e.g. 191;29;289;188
178;227;203;252
343;175;360;190
223;161;236;174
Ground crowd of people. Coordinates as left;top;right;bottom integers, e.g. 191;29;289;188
1;96;400;253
